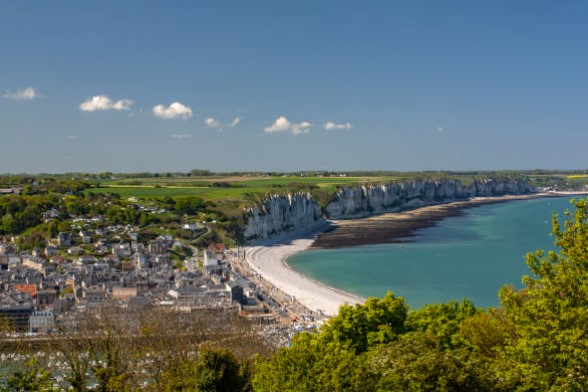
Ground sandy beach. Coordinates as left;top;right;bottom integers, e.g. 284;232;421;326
244;192;586;316
244;222;365;316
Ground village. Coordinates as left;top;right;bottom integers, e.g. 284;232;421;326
0;207;321;338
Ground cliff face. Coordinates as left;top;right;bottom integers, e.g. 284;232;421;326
243;179;534;241
324;179;534;219
243;193;323;241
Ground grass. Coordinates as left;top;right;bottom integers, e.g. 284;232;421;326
88;176;408;200
87;186;266;200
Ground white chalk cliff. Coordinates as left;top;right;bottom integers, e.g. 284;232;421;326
243;179;534;241
243;193;323;241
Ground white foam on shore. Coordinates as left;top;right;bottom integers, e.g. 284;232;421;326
244;222;364;316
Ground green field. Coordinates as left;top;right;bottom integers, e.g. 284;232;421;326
87;185;264;199
89;176;405;200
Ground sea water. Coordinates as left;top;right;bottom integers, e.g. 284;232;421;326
287;196;578;309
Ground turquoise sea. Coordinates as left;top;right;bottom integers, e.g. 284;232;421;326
287;196;578;309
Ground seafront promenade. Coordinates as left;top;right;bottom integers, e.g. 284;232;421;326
228;249;324;322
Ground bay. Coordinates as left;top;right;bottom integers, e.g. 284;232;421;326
287;196;577;309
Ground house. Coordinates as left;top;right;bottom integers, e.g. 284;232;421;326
82;286;109;303
122;262;135;271
22;256;48;276
15;284;38;299
112;243;132;258
36;288;58;309
150;254;170;265
0;243;16;255
227;283;246;305
204;251;220;271
207;243;227;255
50;255;66;264
45;244;57;257
112;286;137;301
149;239;167;255
103;254;120;265
94;245;109;255
67;246;83;255
0;292;34;331
133;252;147;271
78;255;98;265
57;232;71;248
29;310;55;334
42;209;60;221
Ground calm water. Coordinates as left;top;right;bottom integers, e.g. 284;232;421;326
288;197;577;309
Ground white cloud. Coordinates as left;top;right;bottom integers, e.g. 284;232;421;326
436;126;444;133
264;116;291;133
324;121;353;131
152;102;193;120
4;86;38;100
204;117;221;128
66;135;80;140
291;121;313;135
170;134;191;139
229;117;241;127
264;116;313;135
79;95;132;111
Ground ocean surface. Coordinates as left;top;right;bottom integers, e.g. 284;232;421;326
287;196;578;309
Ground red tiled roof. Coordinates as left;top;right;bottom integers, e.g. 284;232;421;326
15;284;38;298
207;243;227;253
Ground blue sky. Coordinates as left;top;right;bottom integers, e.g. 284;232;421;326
2;1;588;173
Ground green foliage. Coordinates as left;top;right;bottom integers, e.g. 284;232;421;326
175;196;214;215
253;293;407;391
406;299;477;348
367;332;492;392
0;359;55;392
499;198;588;390
253;333;372;392
459;308;512;358
194;348;249;392
321;292;408;353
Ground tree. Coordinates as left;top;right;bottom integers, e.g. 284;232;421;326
0;359;55;392
367;332;492;392
253;293;408;392
406;299;477;349
320;291;408;353
253;333;372;392
194;348;248;392
500;198;588;390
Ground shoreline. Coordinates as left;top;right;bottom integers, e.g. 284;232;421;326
312;192;562;249
244;221;365;316
243;192;585;316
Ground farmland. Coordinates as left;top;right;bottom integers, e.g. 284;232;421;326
87;175;404;201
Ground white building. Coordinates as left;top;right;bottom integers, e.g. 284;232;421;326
204;251;219;270
29;310;54;334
